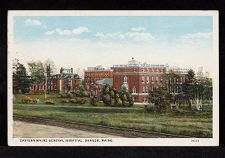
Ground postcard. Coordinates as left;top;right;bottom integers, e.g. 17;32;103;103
8;10;219;146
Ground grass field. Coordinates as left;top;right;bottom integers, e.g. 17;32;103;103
13;95;212;138
13;94;213;138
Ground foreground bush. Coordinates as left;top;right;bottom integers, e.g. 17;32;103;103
61;98;87;104
21;96;38;104
144;104;156;113
45;99;55;105
90;96;98;106
58;92;73;98
102;85;134;107
61;99;70;103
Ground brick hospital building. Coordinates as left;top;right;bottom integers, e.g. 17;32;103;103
84;65;113;93
111;58;188;102
31;67;81;93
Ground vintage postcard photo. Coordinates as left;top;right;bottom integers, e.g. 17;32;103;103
8;11;219;146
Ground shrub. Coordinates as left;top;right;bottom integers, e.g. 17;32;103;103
101;84;134;107
61;99;70;103
21;96;38;104
45;99;55;105
70;98;77;103
103;94;111;105
90;96;98;106
76;98;86;104
59;92;73;98
144;104;156;113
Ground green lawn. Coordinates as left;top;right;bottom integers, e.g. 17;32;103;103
13;94;213;138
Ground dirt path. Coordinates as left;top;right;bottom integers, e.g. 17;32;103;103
13;121;123;138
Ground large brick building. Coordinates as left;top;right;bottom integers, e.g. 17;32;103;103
31;67;81;93
111;58;188;102
84;65;113;93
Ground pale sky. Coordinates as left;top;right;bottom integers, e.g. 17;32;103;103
12;16;214;77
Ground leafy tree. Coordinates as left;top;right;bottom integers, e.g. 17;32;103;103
43;59;56;75
13;60;31;94
28;61;45;84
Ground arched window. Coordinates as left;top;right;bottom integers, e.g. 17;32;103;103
146;86;148;93
124;76;128;83
142;87;145;93
141;76;145;83
156;76;158;82
132;86;136;93
146;76;149;84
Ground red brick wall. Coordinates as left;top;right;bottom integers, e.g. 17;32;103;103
84;70;113;91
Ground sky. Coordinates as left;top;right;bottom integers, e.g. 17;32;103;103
12;16;214;77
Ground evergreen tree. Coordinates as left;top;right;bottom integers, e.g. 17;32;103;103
13;60;31;94
149;86;171;112
183;69;196;109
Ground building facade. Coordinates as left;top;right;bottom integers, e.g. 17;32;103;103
111;58;188;102
111;58;168;102
84;65;113;94
31;67;81;93
165;66;188;94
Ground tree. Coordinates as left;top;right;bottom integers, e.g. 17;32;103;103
43;59;56;75
101;84;133;107
28;61;45;84
149;86;171;112
13;60;31;94
183;69;196;109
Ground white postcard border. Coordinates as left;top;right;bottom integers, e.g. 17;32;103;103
7;10;219;146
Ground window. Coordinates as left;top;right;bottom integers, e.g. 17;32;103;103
142;87;145;93
151;76;154;81
141;76;145;83
156;76;158;82
146;76;149;84
132;87;136;93
146;86;148;93
151;86;154;91
124;76;128;83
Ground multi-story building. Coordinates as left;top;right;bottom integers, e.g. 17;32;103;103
111;58;188;102
165;66;189;94
84;65;113;93
111;58;168;102
31;67;81;93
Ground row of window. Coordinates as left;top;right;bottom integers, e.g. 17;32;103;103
123;76;164;84
85;73;111;78
132;85;160;93
114;68;164;73
141;76;163;84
